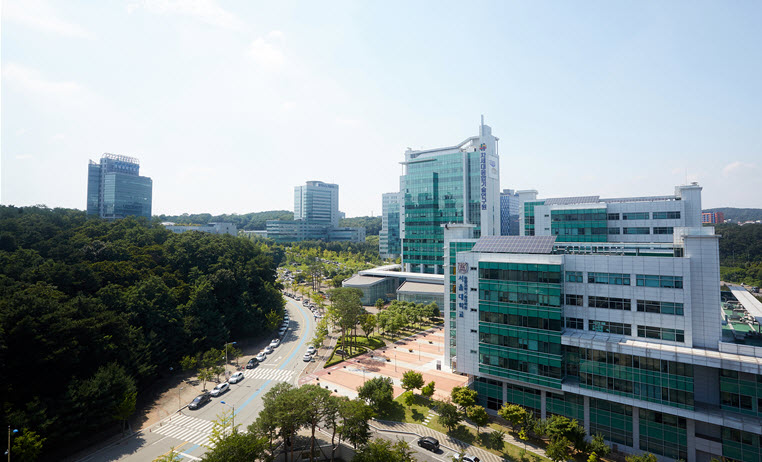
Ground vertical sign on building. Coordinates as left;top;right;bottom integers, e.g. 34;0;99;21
480;143;487;210
457;262;469;317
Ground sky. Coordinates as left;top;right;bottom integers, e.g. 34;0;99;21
2;1;761;217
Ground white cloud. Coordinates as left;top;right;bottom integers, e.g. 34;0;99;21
127;0;243;30
4;0;93;38
2;63;90;101
247;35;286;71
267;30;284;40
722;161;757;177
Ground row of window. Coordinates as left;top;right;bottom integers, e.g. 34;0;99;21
479;354;562;379
580;373;694;407
479;311;563;331
567;347;694;376
565;295;684;315
566;272;684;288
479;333;562;355
605;211;681;220
606;227;674;235
479;267;561;284
566;318;685;342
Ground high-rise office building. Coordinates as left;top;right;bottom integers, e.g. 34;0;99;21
401;118;501;274
500;189;520;236
446;183;762;462
294;181;340;228
379;192;402;259
86;153;152;219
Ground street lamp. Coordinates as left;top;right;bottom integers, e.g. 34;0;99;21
6;427;18;462
224;342;237;377
220;401;235;435
178;386;185;412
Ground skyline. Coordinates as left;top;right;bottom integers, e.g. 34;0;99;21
3;1;761;216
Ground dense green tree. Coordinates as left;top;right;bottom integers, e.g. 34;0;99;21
360;313;377;339
353;439;415;462
488;429;505;451
498;403;528;431
421;381;436;400
11;428;45;462
201;431;268;462
466;405;490;434
357;376;394;413
625;453;658;462
545;415;586;453
401;371;424;393
546;437;572;462
587;433;611;458
338;398;373;449
451;386;478;413
328;287;364;355
437;400;462;432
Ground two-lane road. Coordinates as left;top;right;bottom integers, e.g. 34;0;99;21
79;296;313;461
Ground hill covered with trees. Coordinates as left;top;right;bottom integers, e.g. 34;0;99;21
0;206;284;459
339;216;382;235
158;210;294;230
705;207;762;222
716;223;762;287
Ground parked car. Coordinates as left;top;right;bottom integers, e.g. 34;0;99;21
463;456;480;462
307;346;316;355
264;346;274;355
303;353;313;362
229;371;244;383
279;327;288;337
417;437;439;451
270;338;280;348
210;382;229;397
188;391;211;410
256;352;267;362
246;358;258;369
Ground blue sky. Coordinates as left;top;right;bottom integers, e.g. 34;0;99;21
2;1;761;216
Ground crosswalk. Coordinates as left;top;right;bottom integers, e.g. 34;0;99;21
154;414;214;447
242;367;294;382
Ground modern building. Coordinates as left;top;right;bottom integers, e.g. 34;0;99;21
380;192;402;260
401;117;501;274
500;189;520;236
342;264;444;306
702;211;725;225
294;181;340;227
86;153;152;219
266;181;364;243
162;222;237;236
518;184;703;243
446;184;762;462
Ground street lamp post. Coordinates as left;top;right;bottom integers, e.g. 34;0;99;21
7;427;18;462
178;386;185;412
224;342;237;377
220;401;235;434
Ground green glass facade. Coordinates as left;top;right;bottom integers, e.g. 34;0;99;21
590;398;634;447
477;262;563;389
720;370;762;417
546;392;584;421
551;209;608;242
722;427;762;462
523;200;543;236
639;409;688;460
403;152;483;273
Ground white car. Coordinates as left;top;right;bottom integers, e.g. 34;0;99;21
229;372;244;384
303;353;313;362
270;338;280;348
210;382;229;397
279;327;288;337
307;346;316;355
264;346;274;355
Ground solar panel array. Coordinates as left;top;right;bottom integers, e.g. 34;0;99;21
471;236;557;254
543;196;600;205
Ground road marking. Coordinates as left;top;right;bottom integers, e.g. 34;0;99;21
153;414;214;447
242;368;294;381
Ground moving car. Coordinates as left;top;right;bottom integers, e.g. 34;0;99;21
188;391;211;410
246;358;258;369
229;371;244;383
256;352;267;362
264;346;274;355
210;382;229;397
417;436;439;451
270;339;280;348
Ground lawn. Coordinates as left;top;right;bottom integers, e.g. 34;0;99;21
324;335;387;367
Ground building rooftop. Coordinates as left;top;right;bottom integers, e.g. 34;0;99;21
396;281;445;295
343;275;389;287
471;236;557;254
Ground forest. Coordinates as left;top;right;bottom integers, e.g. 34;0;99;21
716;223;762;287
0;206;284;459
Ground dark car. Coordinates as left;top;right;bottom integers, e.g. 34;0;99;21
246;358;258;369
417;436;439;451
188;391;211;410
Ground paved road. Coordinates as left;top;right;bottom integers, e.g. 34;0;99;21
78;296;313;461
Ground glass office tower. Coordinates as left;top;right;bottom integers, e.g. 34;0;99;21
401;118;501;274
379;192;402;259
86;153;152;219
294;181;340;227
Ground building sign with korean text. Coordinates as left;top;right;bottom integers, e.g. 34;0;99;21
480;143;487;210
457;262;469;316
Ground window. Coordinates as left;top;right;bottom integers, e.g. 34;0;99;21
607;213;620;220
607;227;620;235
653;227;673;235
622;212;650;220
636;300;684;315
566;271;583;283
588;272;631;285
566;317;584;329
623;227;650;234
589;296;630;310
565;294;583;306
637;326;685;342
589;320;631;335
653;211;680;220
636;274;683;289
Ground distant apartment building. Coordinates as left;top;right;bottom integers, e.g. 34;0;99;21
445;183;762;462
87;153;152;219
266;181;364;243
500;189;520;236
702;211;725;224
400;117;501;274
379;192;402;259
162;222;237;236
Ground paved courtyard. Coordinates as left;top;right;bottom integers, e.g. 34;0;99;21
299;326;469;400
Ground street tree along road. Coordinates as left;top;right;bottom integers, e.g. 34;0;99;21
78;296;315;462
